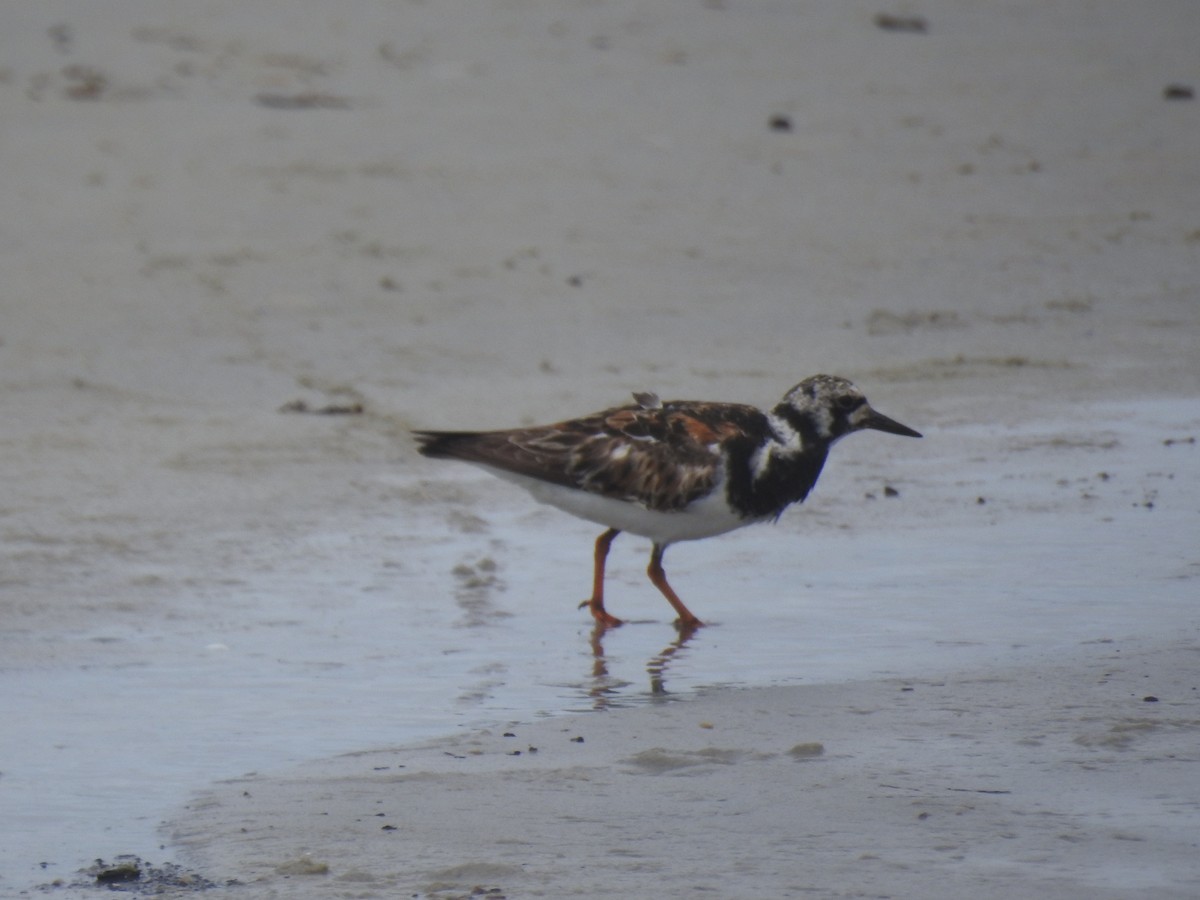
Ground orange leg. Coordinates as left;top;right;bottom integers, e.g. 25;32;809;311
580;528;623;627
647;543;703;631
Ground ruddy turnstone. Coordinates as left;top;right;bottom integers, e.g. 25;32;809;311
416;375;921;630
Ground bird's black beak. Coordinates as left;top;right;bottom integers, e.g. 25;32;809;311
859;407;923;438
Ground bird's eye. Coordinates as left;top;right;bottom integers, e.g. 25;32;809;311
836;396;858;411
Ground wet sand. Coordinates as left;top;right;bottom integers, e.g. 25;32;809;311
172;637;1200;899
2;1;1198;897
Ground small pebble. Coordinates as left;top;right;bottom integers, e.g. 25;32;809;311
874;12;928;33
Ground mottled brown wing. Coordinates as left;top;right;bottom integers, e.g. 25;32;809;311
416;400;770;512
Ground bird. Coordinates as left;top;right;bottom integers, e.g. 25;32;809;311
415;375;921;631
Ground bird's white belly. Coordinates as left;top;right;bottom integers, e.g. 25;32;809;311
482;467;753;544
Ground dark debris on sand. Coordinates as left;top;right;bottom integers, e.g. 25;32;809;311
38;855;233;894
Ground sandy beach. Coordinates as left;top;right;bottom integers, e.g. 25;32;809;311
2;1;1198;897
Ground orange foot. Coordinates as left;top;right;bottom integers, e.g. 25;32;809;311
578;597;623;628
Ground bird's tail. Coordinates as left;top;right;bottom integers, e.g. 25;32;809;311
413;430;482;460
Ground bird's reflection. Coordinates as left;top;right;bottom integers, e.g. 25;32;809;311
585;622;699;709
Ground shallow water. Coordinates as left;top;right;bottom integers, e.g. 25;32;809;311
3;401;1196;893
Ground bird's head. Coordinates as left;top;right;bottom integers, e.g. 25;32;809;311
779;375;922;443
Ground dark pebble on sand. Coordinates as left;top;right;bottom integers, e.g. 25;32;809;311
874;13;928;33
96;861;141;883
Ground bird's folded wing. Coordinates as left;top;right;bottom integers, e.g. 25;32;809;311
417;402;768;511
